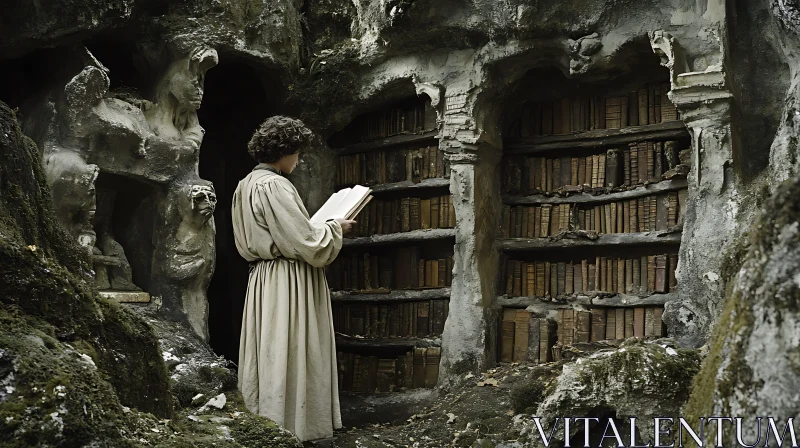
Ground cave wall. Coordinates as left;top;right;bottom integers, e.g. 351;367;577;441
0;0;795;406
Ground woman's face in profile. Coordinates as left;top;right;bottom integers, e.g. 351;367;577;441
281;151;301;174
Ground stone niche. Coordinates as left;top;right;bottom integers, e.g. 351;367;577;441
38;42;220;341
92;172;157;298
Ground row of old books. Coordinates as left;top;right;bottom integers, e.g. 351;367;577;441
501;254;678;298
333;300;449;338
499;191;686;238
509;82;678;138
336;146;449;186
503;141;684;194
352;195;456;237
333;100;438;146
499;306;665;362
327;249;454;291
337;347;440;393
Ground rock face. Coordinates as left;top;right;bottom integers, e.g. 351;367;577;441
0;97;301;448
333;341;700;447
3;0;800;444
530;340;700;446
0;100;173;444
32;42;220;342
684;171;800;445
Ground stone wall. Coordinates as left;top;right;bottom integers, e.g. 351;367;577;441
0;0;794;425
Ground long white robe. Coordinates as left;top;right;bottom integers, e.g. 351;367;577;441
231;167;343;441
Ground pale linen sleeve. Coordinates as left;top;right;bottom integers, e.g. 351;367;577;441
256;177;343;267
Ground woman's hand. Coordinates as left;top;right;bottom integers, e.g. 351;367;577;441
335;218;357;234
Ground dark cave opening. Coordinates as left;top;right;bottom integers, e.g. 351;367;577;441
94;172;158;292
198;58;276;364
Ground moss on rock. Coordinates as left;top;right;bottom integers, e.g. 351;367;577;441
0;101;174;445
683;171;800;446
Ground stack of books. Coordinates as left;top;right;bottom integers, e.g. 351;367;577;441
501;254;678;298
499;191;686;237
333;299;449;338
337;347;441;393
352;195;455;236
499;306;665;363
331;100;438;146
327;249;454;291
509;82;678;138
337;145;449;187
503;141;685;195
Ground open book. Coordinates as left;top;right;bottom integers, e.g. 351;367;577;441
311;185;373;223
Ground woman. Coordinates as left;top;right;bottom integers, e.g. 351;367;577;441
231;115;355;442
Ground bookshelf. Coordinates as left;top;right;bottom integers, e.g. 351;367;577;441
328;95;451;398
497;79;690;364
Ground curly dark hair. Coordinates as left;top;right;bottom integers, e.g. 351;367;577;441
247;115;314;163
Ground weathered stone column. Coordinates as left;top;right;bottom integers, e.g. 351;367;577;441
651;31;744;347
438;86;501;386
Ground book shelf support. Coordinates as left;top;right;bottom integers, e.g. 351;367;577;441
649;31;744;348
437;144;502;384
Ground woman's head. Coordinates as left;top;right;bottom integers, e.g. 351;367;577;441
247;115;314;174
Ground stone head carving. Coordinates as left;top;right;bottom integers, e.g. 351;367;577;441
43;150;99;251
145;46;219;149
568;33;603;75
650;31;690;86
188;184;217;222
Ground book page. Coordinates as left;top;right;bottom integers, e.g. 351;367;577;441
310;188;350;223
330;185;372;221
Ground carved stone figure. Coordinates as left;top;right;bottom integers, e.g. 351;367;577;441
42;149;99;253
92;189;140;291
62;64;152;158
41;44;219;338
568;33;603;75
145;47;219;150
160;181;217;340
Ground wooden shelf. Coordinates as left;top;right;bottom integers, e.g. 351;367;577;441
331;287;451;302
336;177;450;195
336;130;439;155
503;179;688;205
497;292;677;309
343;228;456;247
497;231;682;252
335;335;442;348
505;121;689;155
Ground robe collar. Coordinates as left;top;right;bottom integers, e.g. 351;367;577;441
253;163;282;175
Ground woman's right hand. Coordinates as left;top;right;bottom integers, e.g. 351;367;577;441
335;218;357;234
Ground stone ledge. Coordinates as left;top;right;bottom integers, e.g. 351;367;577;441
343;228;456;247
336;177;450;195
99;291;151;303
505;120;689;154
503;178;688;205
335;335;442;348
497;292;677;309
331;287;451;302
335;130;439;155
497;231;682;251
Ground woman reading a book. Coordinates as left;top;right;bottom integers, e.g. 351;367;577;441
231;115;355;442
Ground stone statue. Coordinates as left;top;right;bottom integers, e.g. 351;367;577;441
42;150;99;253
92;189;140;291
145;46;219;150
62;64;152;158
40;44;219;338
160;181;217;340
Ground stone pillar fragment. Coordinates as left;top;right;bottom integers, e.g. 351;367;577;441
651;30;743;347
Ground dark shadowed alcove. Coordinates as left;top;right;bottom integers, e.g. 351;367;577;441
94;172;158;292
199;58;277;363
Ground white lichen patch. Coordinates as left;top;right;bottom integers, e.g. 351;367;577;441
78;353;96;369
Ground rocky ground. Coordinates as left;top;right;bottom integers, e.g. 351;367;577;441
332;338;701;448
